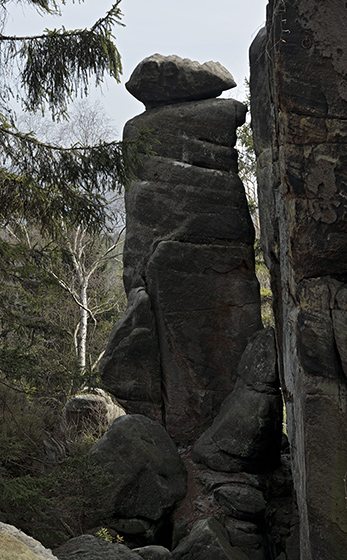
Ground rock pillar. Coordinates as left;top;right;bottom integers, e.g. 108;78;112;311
101;54;262;437
250;2;347;558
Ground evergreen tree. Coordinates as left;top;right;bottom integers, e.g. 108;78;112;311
0;100;127;397
0;0;148;236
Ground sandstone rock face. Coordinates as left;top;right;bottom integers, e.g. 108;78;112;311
193;328;282;473
101;56;262;437
250;1;347;558
171;517;249;560
63;388;125;435
133;545;173;560
126;54;236;109
54;534;143;560
89;415;187;540
0;522;58;560
0;535;41;560
100;287;162;422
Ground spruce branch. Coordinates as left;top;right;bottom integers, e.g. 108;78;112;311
0;1;124;118
0;124;152;235
0;0;63;15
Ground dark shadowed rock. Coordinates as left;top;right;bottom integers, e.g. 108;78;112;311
147;240;262;436
102;69;262;436
193;328;282;473
122;159;255;293
100;287;162;422
214;485;266;521
171;517;249;560
126;54;236;108
250;2;347;558
133;545;172;559
54;535;142;560
89;415;187;538
225;518;267;560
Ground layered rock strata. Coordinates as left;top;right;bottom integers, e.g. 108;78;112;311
250;2;347;558
101;55;262;437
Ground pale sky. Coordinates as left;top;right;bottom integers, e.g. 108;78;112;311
5;0;267;137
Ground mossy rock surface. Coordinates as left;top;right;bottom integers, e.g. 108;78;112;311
0;533;41;560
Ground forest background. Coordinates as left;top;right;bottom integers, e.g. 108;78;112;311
0;0;270;549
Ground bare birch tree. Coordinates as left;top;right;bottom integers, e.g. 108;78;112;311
3;100;127;378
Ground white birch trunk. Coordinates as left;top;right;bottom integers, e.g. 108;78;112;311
77;281;88;372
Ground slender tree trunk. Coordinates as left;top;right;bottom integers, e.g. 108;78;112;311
77;281;88;371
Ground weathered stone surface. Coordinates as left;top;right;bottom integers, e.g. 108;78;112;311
122;158;255;293
63;389;125;436
198;471;265;493
0;534;41;560
133;545;172;560
214;485;266;521
89;415;187;536
0;522;58;560
124;98;246;172
193;328;282;473
171;517;249;560
102;71;262;436
126;54;236;109
147;241;262;436
225;518;267;560
250;1;347;557
100;287;162;422
54;535;142;560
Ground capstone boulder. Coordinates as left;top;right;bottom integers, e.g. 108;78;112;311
125;54;236;109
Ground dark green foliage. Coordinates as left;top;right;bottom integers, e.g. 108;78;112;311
0;1;131;395
0;126;151;236
0;0;62;12
19;7;123;117
0;2;123;118
0;381;113;548
0;1;153;235
0;227;126;399
0;240;74;397
0;3;134;548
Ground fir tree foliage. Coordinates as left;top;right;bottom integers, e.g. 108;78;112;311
0;126;149;235
0;0;150;235
0;1;123;118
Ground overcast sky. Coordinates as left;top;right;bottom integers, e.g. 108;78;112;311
5;0;267;137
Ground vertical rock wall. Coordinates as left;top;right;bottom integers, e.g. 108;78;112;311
250;2;347;558
101;55;263;438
